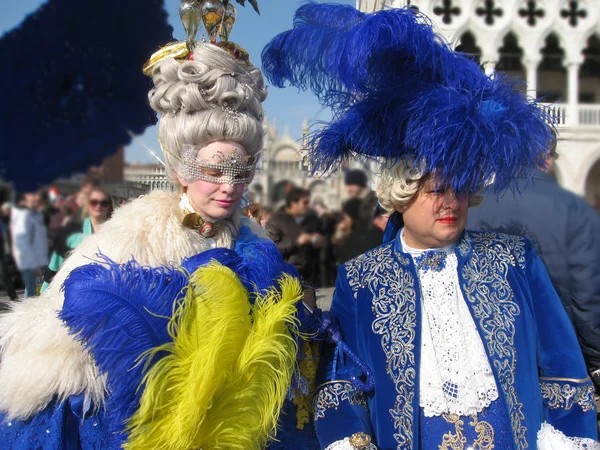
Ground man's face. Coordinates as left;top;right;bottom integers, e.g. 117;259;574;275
290;196;310;217
24;193;39;209
399;177;468;249
345;185;363;198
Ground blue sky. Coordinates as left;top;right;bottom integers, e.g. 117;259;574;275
1;0;355;163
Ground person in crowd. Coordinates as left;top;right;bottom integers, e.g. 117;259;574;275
312;200;328;218
343;169;378;227
259;206;272;227
64;179;100;227
266;187;324;287
244;202;271;227
372;203;391;233
0;30;319;450
263;3;598;449
0;204;17;300
318;210;344;288
331;198;383;264
468;135;600;387
8;191;48;298
42;187;114;291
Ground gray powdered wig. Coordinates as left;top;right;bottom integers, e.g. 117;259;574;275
148;44;267;188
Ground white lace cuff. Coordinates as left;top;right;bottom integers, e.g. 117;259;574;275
537;422;600;449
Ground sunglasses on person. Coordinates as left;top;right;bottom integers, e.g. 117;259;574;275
89;199;110;208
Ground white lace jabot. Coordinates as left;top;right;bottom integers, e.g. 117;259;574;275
400;230;499;417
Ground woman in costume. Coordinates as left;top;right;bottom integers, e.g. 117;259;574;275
0;4;319;449
42;186;114;291
262;3;599;449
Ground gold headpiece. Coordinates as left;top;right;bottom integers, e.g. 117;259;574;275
143;0;258;76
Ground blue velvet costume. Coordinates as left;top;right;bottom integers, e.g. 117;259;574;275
0;224;320;449
314;230;598;449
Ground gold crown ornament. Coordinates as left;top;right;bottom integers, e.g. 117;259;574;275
143;0;259;76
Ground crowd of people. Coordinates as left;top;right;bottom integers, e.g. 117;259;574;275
0;180;115;299
243;169;387;289
0;168;391;301
0;2;599;449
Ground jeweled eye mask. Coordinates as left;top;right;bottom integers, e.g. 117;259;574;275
179;144;257;186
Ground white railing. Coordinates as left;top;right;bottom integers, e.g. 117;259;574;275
579;105;600;126
540;103;567;126
540;103;600;128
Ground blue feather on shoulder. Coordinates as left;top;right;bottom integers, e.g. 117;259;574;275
60;255;189;441
60;227;300;442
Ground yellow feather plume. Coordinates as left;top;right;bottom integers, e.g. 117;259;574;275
123;263;302;450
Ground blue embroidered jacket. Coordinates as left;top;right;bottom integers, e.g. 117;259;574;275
314;230;598;450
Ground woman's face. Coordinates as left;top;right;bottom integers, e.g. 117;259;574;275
181;141;249;221
88;190;111;222
398;177;468;249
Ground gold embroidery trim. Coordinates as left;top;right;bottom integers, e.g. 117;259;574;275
540;380;596;412
313;380;368;421
440;413;495;450
460;232;528;449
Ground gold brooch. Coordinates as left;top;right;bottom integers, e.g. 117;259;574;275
182;212;221;238
349;432;372;449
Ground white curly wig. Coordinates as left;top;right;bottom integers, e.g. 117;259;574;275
376;161;483;212
148;44;267;189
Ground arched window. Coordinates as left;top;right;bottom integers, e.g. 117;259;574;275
580;34;600;104
585;157;600;212
497;32;524;72
538;33;566;103
455;31;482;66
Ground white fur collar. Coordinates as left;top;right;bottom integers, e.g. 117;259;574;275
0;190;263;420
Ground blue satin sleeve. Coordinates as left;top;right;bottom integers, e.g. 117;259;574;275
524;244;598;440
314;266;372;448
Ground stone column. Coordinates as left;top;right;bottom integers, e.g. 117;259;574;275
481;53;498;77
524;56;541;99
566;59;582;126
356;0;381;12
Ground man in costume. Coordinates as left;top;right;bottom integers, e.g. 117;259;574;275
0;2;319;448
262;2;599;449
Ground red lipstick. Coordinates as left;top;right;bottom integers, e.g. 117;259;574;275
438;216;457;224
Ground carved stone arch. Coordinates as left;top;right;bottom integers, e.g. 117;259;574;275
580;32;600;81
447;21;472;48
270;180;295;206
538;31;567;102
455;29;483;64
496;31;526;85
537;28;569;62
549;159;564;185
308;179;327;192
576;26;600;52
582;149;600;210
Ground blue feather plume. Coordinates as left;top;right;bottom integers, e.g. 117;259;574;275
262;2;553;193
183;224;299;296
60;256;189;443
61;230;299;442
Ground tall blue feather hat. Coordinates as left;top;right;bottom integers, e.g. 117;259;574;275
262;2;553;194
